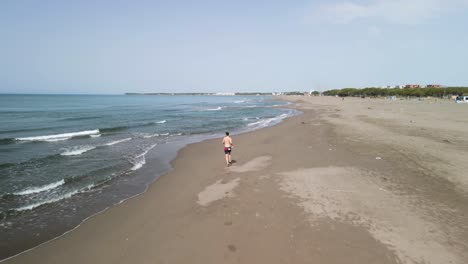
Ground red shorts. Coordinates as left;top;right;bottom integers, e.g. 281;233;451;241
224;147;232;154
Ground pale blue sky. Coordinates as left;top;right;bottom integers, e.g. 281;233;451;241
1;0;468;94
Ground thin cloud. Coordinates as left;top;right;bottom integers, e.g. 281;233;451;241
305;0;468;25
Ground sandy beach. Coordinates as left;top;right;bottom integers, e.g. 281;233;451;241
4;96;468;264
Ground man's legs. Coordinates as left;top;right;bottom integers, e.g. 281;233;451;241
228;153;232;164
225;154;230;166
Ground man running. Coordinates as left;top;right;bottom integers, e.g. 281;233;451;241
222;132;233;166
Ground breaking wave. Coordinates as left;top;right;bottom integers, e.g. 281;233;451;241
130;144;157;171
16;130;100;142
205;107;223;111
104;138;132;146
247;113;290;129
14;190;81;211
12;179;66;196
60;146;96;156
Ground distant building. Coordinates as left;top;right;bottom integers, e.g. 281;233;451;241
405;84;421;89
426;84;443;88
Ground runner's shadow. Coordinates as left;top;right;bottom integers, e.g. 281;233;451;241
230;160;237;164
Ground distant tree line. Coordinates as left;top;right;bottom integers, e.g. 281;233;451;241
322;87;468;98
283;91;305;95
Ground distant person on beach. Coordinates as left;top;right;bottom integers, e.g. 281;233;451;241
222;132;233;166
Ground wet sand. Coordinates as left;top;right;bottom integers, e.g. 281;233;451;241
4;96;468;264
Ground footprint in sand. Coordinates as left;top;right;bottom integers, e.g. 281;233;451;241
229;156;272;173
227;244;237;252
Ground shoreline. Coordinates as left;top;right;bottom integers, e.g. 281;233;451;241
4;96;468;264
0;103;299;261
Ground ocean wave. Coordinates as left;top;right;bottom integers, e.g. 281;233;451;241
242;117;260;121
13;179;65;196
143;133;159;138
247;113;290;128
63;167;116;185
14;189;80;212
60;145;96;156
130;144;157;171
98;126;128;133
100;121;162;132
12;181;100;212
234;100;248;103
104;138;132;146
8;122;165;144
142;132;178;138
16;130;100;142
62;116;101;121
205;107;223;111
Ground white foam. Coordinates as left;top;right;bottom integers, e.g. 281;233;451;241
143;134;159;138
16;130;100;142
234;100;247;103
13;180;65;196
247;113;290;128
160;133;169;136
130;162;144;171
130;144;157;171
60;145;96;156
90;134;101;138
104;138;132;146
247;120;266;127
155;120;166;124
43;138;70;142
15;190;80;211
206;106;222;111
242;117;260;121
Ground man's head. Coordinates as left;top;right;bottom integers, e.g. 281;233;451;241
225;132;229;136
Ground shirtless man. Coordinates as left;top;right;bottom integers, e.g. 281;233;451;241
222;132;233;166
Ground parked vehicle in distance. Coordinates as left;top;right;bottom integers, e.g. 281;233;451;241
455;96;468;103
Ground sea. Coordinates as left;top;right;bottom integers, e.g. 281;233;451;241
0;94;296;259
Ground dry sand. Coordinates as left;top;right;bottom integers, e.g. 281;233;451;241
3;96;468;264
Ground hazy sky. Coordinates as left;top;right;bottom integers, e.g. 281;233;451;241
1;0;468;94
